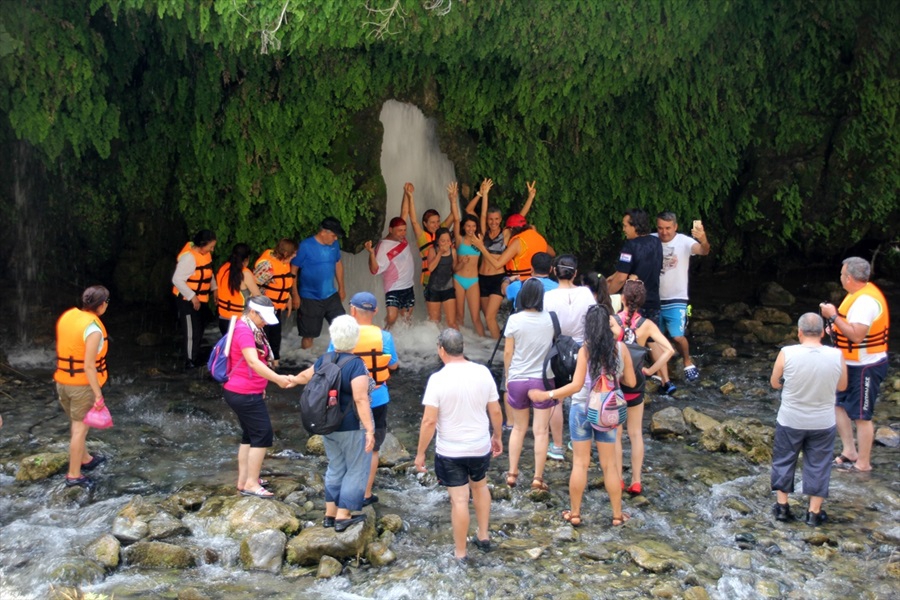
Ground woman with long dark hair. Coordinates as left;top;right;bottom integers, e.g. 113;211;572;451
529;305;636;527
424;228;458;329
216;243;262;334
453;214;485;336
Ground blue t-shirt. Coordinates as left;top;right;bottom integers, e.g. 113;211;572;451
313;352;370;432
328;329;398;408
291;236;341;300
506;276;559;307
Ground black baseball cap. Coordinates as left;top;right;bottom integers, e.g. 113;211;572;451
320;217;346;238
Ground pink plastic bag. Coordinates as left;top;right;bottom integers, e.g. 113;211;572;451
83;404;114;429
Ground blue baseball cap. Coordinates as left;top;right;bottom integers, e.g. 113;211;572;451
350;292;377;311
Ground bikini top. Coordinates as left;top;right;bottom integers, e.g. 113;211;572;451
483;231;505;255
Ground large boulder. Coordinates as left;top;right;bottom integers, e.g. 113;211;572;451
683;407;721;432
377;433;410;466
195;495;301;537
625;540;690;573
124;541;196;569
875;427;899;448
47;558;106;586
306;435;326;456
16;452;69;482
759;282;795;307
752;307;793;325
161;484;215;517
286;507;377;566
690;320;715;336
112;496;156;543
650;407;690;437
316;555;343;578
700;418;775;464
148;510;191;541
721;302;750;321
84;533;120;568
240;529;287;573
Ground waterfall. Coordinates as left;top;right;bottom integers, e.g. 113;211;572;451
12;142;40;344
339;100;457;322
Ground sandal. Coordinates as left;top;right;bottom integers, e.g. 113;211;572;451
626;482;643;497
562;509;583;528
531;476;549;492
612;513;631;527
240;487;275;499
506;471;519;487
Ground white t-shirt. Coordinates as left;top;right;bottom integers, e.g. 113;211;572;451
373;238;415;293
422;361;499;457
654;232;699;302
505;310;555;381
777;344;843;429
543;286;596;344
844;294;887;365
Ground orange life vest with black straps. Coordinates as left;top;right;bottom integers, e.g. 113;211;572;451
54;308;109;387
255;249;294;310
353;325;392;386
506;228;548;278
215;263;248;319
171;242;214;302
835;282;889;361
417;231;435;285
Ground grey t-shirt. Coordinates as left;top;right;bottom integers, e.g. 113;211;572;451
506;310;554;381
777;344;843;430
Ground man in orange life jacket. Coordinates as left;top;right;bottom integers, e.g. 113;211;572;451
820;257;890;473
171;230;217;369
328;292;399;506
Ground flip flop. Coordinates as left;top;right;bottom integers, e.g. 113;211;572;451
832;454;856;468
838;465;872;474
240;487;275;498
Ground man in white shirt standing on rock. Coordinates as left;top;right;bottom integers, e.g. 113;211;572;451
365;201;416;330
415;328;503;563
654;212;710;386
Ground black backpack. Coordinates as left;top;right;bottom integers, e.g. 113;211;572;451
543;311;582;390
299;352;356;435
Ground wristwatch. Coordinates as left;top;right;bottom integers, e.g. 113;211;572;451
548;390;555;399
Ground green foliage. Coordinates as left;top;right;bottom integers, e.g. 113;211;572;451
1;0;898;290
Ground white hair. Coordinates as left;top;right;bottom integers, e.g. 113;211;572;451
329;314;360;352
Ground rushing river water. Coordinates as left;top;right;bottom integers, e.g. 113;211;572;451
1;274;899;599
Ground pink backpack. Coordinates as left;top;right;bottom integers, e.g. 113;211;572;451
585;369;627;431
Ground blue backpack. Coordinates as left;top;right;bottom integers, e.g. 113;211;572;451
207;317;237;383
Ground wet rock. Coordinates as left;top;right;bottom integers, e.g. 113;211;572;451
47;558;106;586
552;525;579;544
803;532;830;546
699;418;774;464
650;584;678;598
839;541;865;553
754;326;792;345
755;580;781;598
49;483;92;507
490;485;511;501
377;433;410;466
379;530;395;546
162;484;214;517
759;282;795;307
268;478;301;498
316;555;343;578
811;545;837;561
683;407;720;432
693;467;730;487
719;381;737;395
526;547;544;560
683;588;710;600
136;332;161;346
735;319;765;334
753;307;793;325
723;497;753;515
527;488;552;503
84;533;120;568
874;427;899;448
650;407;689;437
178;589;212;600
706;545;751;569
625;541;688;573
366;541;396;566
196;495;301;536
240;529;286;573
203;548;220;564
885;562;900;578
690;320;715;336
124;541;196;569
721;302;750;320
722;347;738;358
148;510;190;541
16;452;68;481
306;435;326;456
285;507;376;566
378;514;403;533
112;495;159;543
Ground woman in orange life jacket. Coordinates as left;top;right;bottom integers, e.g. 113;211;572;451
216;243;261;335
609;279;674;497
253;238;298;367
406;181;458;286
171;229;217;369
53;285;112;488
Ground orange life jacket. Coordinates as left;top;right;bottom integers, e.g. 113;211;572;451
172;242;214;302
54;308;109;387
417;231;435;285
506;228;548;277
353;325;392;385
216;264;248;319
835;282;889;361
255;249;294;310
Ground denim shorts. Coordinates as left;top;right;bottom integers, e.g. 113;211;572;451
569;402;617;443
434;452;491;487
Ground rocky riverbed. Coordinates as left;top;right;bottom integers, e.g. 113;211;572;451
1;278;899;599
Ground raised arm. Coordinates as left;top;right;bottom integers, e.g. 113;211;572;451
520;180;537;219
406;183;424;239
446;182;460;230
400;184;411;223
478;178;493;233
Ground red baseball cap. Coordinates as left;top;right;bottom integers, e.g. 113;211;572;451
505;213;527;228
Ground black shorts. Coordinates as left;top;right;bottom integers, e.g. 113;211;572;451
479;273;506;298
642;307;660;326
297;293;345;338
372;403;388;452
223;389;274;447
424;287;454;303
385;287;415;311
434;451;491;487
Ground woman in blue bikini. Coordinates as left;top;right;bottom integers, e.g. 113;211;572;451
454;214;486;336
